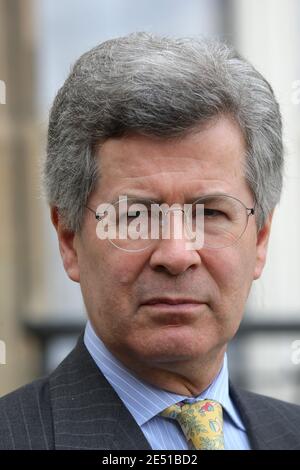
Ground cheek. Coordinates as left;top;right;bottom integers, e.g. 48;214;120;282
81;244;147;313
106;250;147;286
204;243;256;310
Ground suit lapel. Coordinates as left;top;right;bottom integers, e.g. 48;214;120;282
229;382;300;450
49;335;151;450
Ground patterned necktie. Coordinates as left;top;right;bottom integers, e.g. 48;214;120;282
160;399;225;450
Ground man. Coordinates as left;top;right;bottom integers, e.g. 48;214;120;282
1;32;300;450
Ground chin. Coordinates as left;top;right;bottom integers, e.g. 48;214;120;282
130;330;217;364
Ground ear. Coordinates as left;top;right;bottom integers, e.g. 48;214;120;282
253;210;274;280
50;206;80;283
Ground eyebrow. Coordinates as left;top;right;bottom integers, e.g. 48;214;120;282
111;191;230;204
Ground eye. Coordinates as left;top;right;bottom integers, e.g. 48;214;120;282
204;209;225;218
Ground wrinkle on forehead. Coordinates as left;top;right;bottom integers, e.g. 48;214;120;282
103;151;243;179
97;167;244;204
93;116;248;202
100;154;243;190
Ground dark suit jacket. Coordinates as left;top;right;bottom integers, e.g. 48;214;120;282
1;335;300;450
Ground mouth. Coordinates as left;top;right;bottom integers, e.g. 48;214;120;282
142;297;203;306
140;298;205;322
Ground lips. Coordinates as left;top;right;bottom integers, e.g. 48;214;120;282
140;297;204;325
142;297;202;306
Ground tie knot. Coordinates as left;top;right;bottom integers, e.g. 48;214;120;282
160;399;224;450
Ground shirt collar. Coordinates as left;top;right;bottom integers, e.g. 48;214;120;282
84;320;246;431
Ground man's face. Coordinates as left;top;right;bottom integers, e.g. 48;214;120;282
54;116;273;372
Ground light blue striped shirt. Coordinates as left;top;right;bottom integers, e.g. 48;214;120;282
84;321;251;450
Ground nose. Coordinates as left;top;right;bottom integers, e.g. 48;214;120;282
149;235;202;276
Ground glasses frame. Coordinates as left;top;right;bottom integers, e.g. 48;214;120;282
85;194;257;251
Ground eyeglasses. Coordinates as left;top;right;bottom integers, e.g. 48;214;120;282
85;194;256;252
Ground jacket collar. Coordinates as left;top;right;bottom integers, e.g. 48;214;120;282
49;334;151;450
229;381;300;450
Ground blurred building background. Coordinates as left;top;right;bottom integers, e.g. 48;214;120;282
0;0;300;402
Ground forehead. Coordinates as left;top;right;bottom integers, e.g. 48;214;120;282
93;116;248;202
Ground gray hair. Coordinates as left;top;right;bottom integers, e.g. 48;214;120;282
43;32;283;232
